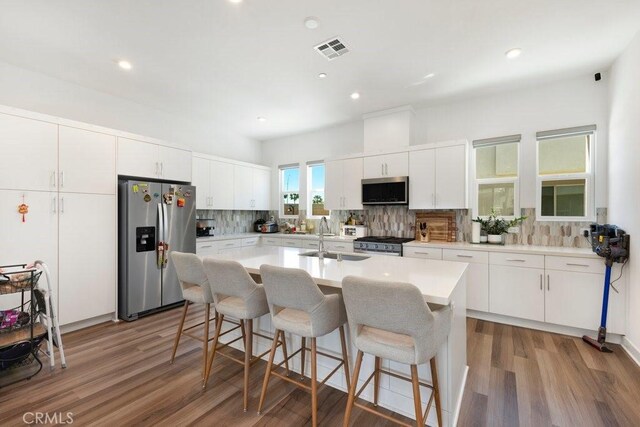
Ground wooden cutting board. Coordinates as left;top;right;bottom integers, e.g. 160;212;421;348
414;212;457;242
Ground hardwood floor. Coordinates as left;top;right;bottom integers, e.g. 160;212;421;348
1;306;639;426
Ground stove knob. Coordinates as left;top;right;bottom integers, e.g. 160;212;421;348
385;245;391;251
374;244;379;249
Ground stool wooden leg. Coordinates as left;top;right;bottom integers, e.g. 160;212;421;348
430;357;442;427
202;303;210;379
257;328;280;415
203;313;225;388
280;330;290;376
300;337;306;380
170;301;189;364
343;350;363;427
311;337;318;427
240;320;246;344
339;326;351;389
243;318;253;412
410;365;423;427
373;356;381;406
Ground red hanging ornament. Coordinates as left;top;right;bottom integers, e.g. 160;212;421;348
18;196;29;223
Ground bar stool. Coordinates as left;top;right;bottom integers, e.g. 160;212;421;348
257;265;351;427
202;258;283;412
169;251;217;379
341;276;452;427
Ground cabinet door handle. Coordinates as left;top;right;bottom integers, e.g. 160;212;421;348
540;274;543;290
415;251;431;255
506;259;526;262
52;171;57;188
431;193;435;207
566;263;590;267
60;171;65;188
155;162;159;176
200;245;213;249
225;243;235;246
547;274;550;291
385;163;388;175
381;164;384;175
60;197;65;214
160;162;164;177
52;197;57;213
456;255;473;258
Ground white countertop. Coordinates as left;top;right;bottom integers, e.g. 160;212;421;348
204;246;467;305
197;232;356;243
403;240;598;258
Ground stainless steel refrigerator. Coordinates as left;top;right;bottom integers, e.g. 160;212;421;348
118;180;196;321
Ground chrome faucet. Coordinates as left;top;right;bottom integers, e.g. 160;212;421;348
318;216;329;259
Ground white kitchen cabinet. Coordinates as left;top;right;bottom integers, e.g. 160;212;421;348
210;160;235;210
544;267;625;334
324;241;354;253
233;165;254;210
0;113;58;192
443;249;489;312
0;190;59;309
118;137;191;182
192;157;211;208
408;149;436;209
403;246;443;260
363;152;409;179
261;236;282;246
218;239;243;251
281;238;303;248
489;265;545;322
58;126;116;195
58;193;116;325
159;145;192;182
435;145;466;209
252;168;271;211
409;144;467;209
196;241;218;256
242;237;260;247
325;157;363;210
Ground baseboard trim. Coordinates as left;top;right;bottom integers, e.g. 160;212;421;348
451;365;469;427
622;337;640;367
60;313;115;334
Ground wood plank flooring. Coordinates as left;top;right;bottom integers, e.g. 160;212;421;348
1;306;639;426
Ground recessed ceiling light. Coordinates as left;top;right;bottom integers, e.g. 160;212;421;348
318;73;327;79
505;48;522;59
423;73;435;79
304;17;320;29
350;92;360;100
257;116;267;122
228;0;242;3
117;60;132;70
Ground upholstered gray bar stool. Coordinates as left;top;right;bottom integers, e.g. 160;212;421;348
169;251;217;379
341;276;452;427
257;265;351;427
202;258;284;412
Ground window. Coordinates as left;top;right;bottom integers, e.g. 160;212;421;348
307;162;329;218
536;125;595;221
472;135;520;218
279;165;300;218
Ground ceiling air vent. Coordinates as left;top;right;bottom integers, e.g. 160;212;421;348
314;37;349;60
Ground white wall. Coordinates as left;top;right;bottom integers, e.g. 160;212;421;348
0;60;262;164
608;30;640;355
261;120;364;211
417;75;609;209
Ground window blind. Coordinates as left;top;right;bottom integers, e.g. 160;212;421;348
536;125;596;140
472;134;521;148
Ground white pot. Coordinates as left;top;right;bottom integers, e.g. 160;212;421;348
487;234;503;244
471;222;481;244
480;235;488;243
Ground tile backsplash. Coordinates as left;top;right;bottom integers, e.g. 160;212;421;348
273;206;606;248
196;210;269;235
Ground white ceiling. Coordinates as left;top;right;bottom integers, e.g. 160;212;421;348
1;0;639;142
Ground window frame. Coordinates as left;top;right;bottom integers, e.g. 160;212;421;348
535;129;596;222
279;164;300;219
472;137;520;220
306;161;330;219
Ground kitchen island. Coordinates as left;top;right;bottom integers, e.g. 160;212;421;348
204;246;468;426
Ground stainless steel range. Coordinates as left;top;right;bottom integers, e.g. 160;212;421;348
353;236;414;256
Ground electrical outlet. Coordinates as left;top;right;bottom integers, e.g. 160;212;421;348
582;228;590;237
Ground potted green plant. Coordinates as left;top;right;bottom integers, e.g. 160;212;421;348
481;210;527;244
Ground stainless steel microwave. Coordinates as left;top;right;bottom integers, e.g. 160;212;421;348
361;176;409;205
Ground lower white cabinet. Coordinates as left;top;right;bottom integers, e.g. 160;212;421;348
196;241;218;256
443;249;489;312
324;241;354;253
261;236;281;246
489;265;545;322
58;193;116;325
403;246;442;260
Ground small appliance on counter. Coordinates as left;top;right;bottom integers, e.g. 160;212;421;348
342;225;367;238
196;219;215;237
256;217;279;233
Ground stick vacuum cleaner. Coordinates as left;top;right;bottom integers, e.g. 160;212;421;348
582;224;630;353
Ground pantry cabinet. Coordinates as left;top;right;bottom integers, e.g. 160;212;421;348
58;126;116;194
325;157;363;210
363;152;408;179
117;137;191;182
57;193;116;325
409;143;467;209
0;113;58;192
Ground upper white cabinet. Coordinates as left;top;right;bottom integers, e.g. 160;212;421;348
232;164;271;211
0;113;58;192
117;137;192;182
211;160;235;210
192;157;211;208
409;143;467;209
252;167;271;211
363;152;409;179
58;126;116;194
325;157;363;210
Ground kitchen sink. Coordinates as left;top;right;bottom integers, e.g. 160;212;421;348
299;251;370;261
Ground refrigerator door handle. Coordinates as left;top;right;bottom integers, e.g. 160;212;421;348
157;203;164;243
162;202;169;242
